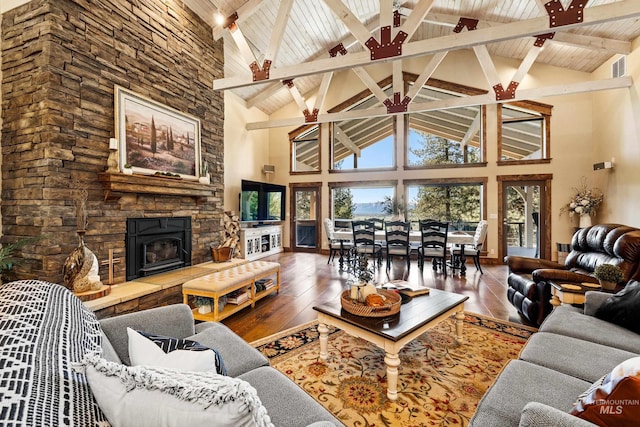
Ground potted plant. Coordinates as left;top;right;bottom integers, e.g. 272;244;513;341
193;296;213;314
0;236;40;284
593;263;624;291
345;252;376;302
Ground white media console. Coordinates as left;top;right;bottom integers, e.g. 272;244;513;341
239;225;283;261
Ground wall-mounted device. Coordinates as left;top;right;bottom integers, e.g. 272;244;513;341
593;161;613;171
262;164;275;174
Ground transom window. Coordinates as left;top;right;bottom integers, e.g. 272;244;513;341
331;87;395;171
499;101;552;164
407;84;483;167
290;125;320;173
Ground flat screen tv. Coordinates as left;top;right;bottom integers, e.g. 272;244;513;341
240;179;286;222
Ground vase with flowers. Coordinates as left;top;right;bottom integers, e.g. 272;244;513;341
345;252;377;302
560;177;603;228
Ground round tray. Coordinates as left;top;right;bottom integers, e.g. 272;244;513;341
340;289;401;317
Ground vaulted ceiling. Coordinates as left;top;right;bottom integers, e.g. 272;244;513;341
183;0;640;121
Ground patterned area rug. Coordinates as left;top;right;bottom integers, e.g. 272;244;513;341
252;312;536;426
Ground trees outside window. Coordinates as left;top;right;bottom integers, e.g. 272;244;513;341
406;182;483;231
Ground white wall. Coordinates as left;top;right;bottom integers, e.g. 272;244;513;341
591;36;640;227
223;91;270;215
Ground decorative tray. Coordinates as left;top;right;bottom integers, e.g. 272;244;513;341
340;289;401;317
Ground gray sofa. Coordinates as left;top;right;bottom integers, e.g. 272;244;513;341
0;280;340;427
470;290;640;426
100;304;341;427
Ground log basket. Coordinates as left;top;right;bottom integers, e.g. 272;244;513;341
211;246;234;262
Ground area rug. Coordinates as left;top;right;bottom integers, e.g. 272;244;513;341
251;313;536;426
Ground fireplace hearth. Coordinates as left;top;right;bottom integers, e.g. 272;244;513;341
126;217;192;281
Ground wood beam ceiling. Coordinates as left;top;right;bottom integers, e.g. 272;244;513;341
214;0;640;91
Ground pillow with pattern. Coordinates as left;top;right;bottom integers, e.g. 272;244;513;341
570;356;640;426
128;328;226;375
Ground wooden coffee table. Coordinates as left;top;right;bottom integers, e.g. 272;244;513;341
313;289;468;401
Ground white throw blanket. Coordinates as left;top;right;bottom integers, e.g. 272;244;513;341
0;280;109;426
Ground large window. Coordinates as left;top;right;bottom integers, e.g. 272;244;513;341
405;180;485;231
407;85;483;167
290;125;320;173
330;183;396;221
331;87;395;171
499;101;551;164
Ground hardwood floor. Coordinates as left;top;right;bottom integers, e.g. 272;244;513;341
221;252;523;343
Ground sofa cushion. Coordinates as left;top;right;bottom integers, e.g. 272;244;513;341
539;305;640;353
128;328;226;375
570;356;640;426
519;332;638;383
187;322;269;377
469;360;590;427
100;304;196;365
238;366;339;427
82;354;273;427
594;281;640;334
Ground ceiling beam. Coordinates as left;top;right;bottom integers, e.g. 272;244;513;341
323;0;373;50
246;76;633;129
417;11;631;54
214;1;640;91
263;0;294;64
212;0;265;40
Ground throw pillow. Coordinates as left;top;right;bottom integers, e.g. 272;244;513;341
81;353;272;427
570;356;640;426
594;281;640;334
127;328;226;375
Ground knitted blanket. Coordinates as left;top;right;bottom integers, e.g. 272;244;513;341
0;280;109;426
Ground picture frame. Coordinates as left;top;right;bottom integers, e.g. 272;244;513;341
115;86;202;180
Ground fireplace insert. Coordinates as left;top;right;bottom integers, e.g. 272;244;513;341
126;217;192;280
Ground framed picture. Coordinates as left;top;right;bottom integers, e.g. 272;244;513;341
115;86;202;180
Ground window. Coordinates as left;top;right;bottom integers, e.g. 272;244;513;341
405;180;485;231
290;125;320;173
330;183;396;221
499;101;551;164
407;85;483;167
331;88;395;171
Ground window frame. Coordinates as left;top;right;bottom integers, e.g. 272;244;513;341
404;77;488;170
289;123;321;175
497;100;552;166
403;177;488;231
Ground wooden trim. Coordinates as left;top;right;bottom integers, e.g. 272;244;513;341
497;174;552;261
97;173;211;203
289;182;323;253
404;162;488;171
328;180;398;189
289;124;321;174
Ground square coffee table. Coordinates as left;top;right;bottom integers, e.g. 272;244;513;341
313;289;468;401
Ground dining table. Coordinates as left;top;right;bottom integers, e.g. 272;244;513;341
333;228;476;274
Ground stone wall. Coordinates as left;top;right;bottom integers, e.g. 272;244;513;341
1;0;224;284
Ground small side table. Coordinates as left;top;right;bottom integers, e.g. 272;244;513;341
549;282;602;308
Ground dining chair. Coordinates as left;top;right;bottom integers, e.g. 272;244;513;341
418;220;449;274
351;220;383;266
450;220;488;273
323;218;352;264
384;220;410;271
365;217;385;246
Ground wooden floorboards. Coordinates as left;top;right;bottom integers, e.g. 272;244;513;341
221;252;523;343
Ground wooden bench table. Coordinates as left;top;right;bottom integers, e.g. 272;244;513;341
182;260;280;322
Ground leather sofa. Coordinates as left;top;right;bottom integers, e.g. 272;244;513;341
506;223;640;326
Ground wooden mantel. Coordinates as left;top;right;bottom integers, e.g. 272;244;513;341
98;173;212;202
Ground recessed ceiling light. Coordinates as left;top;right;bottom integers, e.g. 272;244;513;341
214;13;225;26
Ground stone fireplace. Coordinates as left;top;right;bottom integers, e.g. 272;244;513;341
0;0;224;285
125;217;192;281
